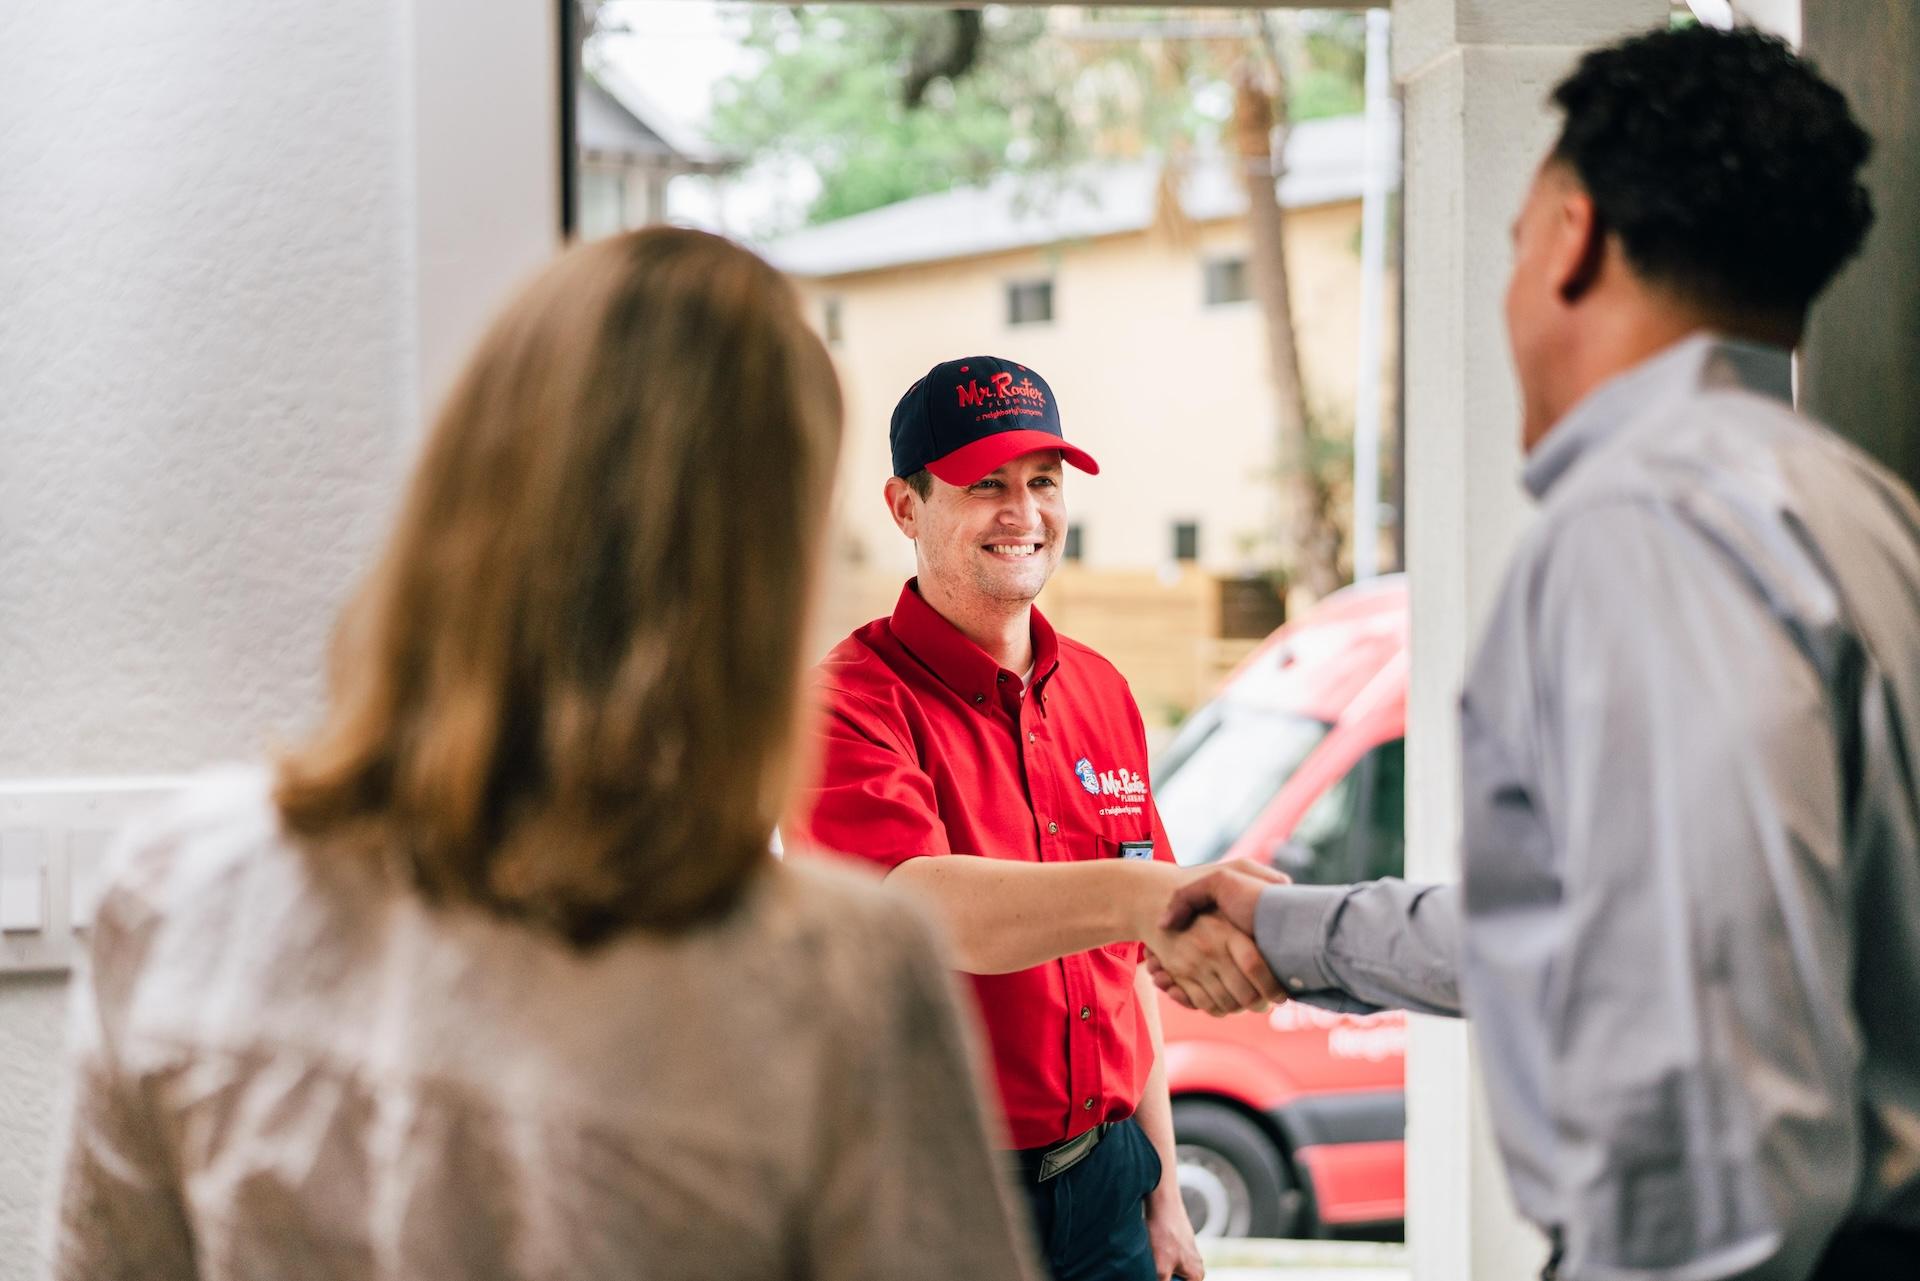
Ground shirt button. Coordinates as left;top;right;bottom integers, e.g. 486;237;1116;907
1080;1006;1092;1021
997;673;1007;684
1288;977;1305;990
1083;1098;1095;1110
972;693;986;705
1047;821;1059;835
1028;731;1037;743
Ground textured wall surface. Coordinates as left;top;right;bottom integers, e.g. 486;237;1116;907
0;3;410;775
0;5;412;1275
1803;0;1919;492
0;979;68;1268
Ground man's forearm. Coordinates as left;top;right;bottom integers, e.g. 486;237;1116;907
1254;879;1465;1017
887;855;1181;973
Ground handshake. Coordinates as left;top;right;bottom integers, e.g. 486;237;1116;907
1139;863;1291;1017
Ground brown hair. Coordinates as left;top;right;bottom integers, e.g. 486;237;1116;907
276;228;842;945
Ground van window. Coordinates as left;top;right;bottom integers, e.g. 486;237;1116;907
1156;709;1328;867
1360;737;1406;880
1278;738;1406;883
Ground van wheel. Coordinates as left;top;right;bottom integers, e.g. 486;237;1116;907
1171;1100;1307;1240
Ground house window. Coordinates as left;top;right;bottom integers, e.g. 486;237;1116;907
1172;521;1200;562
1006;279;1055;326
1203;256;1251;306
823;297;844;345
1063;523;1084;563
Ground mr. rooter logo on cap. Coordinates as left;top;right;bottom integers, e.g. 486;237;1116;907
954;367;1049;423
889;354;1101;487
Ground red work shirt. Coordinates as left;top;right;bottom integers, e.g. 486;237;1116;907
787;580;1175;1150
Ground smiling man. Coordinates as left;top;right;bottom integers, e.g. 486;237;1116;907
787;356;1284;1281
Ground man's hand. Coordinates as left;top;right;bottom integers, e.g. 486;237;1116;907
1136;864;1287;1016
1145;1186;1205;1281
1161;862;1279;934
1149;863;1288;1013
1144;913;1282;1015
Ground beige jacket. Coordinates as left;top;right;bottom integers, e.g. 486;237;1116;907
43;768;1038;1281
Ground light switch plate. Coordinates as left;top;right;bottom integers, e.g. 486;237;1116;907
0;779;188;975
1;830;49;932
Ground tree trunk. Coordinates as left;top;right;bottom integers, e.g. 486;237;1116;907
1231;65;1344;606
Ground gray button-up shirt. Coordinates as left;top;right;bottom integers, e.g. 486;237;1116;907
1256;335;1920;1280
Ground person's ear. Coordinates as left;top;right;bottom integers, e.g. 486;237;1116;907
884;476;918;539
1554;186;1607;305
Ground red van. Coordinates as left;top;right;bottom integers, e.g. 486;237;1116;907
1153;575;1409;1239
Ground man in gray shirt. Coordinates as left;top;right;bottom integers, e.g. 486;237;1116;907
1157;25;1917;1281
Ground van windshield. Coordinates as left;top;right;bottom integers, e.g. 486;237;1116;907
1153;707;1329;866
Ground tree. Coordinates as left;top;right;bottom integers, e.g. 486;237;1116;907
706;7;1081;226
1232;26;1345;603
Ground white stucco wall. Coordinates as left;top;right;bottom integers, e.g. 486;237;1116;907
0;9;409;1269
0;4;556;1274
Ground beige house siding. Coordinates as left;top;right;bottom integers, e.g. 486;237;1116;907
795;200;1383;581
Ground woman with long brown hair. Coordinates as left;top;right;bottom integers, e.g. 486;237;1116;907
44;229;1037;1281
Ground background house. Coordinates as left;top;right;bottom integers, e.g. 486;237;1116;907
575;62;734;237
767;115;1401;722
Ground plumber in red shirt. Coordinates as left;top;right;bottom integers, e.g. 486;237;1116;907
787;356;1285;1281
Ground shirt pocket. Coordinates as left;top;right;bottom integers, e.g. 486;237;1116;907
1094;836;1150;962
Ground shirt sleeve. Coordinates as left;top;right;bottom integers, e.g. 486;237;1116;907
1252;880;1463;1017
804;904;1042;1281
786;689;951;873
41;877;198;1280
1525;501;1860;1281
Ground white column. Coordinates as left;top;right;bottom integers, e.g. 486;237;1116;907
1390;3;1666;1279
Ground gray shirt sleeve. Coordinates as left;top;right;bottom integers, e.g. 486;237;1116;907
1252;879;1463;1018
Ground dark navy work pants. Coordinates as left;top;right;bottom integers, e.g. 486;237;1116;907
1019;1118;1163;1281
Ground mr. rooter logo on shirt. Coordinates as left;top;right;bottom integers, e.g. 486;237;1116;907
1076;756;1148;817
954;371;1047;422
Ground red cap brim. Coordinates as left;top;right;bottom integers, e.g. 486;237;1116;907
924;430;1101;486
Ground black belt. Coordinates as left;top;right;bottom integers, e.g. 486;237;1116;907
1015;1122;1113;1182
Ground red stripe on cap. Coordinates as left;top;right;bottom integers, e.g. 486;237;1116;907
925;430;1101;486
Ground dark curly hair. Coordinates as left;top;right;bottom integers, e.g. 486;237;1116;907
1549;24;1874;319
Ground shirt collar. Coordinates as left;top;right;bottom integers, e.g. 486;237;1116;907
1522;332;1794;500
890;578;1061;714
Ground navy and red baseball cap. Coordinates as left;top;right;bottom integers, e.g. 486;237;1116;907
890;356;1101;486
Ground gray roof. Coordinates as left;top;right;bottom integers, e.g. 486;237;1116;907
762;113;1396;279
578;59;732;171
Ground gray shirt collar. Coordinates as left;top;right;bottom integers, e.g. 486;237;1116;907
1522;332;1794;500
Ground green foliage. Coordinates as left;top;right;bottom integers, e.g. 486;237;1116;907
708;7;1081;226
705;5;1368;230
